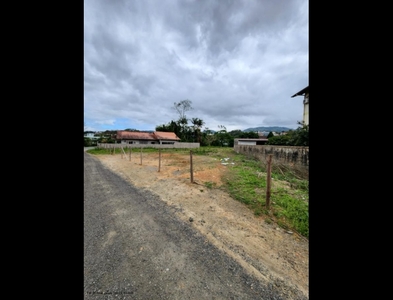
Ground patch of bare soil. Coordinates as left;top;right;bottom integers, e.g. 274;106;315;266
95;152;309;298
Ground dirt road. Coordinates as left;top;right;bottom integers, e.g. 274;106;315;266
84;151;308;299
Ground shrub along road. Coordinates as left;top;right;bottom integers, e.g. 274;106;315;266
84;151;307;299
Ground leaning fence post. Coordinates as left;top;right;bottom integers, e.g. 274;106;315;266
190;150;194;183
266;154;272;209
120;146;126;159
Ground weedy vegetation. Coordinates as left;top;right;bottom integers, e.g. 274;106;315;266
193;147;308;238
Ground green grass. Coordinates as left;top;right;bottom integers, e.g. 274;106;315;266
87;146;309;238
204;181;216;189
87;147;115;155
87;146;158;155
199;147;309;238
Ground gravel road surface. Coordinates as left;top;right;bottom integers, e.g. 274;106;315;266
84;151;306;299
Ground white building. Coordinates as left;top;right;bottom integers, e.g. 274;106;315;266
291;86;309;126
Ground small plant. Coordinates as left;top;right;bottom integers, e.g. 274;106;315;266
254;209;263;216
204;181;216;189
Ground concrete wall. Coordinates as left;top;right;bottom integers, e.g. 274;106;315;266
303;93;309;125
234;145;309;178
234;138;268;146
98;142;200;149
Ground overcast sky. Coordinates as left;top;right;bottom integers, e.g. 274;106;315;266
84;0;308;132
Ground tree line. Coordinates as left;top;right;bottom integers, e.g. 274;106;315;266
84;99;308;147
155;100;308;147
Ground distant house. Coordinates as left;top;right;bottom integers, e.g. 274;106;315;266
257;131;269;138
291;86;309;126
116;131;181;145
273;131;288;136
234;138;268;146
84;131;99;139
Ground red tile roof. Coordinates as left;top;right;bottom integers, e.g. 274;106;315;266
116;131;156;140
116;131;180;141
154;131;180;140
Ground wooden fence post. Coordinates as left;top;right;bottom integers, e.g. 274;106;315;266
120;147;126;159
190;150;194;183
266;154;272;209
140;147;142;165
129;148;131;161
158;149;161;172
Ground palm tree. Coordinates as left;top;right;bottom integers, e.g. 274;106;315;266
177;117;189;141
191;118;205;143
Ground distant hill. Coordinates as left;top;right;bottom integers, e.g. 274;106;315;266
243;126;293;133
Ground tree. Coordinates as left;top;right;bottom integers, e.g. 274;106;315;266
84;137;93;147
229;130;259;139
177;117;189;141
156;121;178;133
173;100;193;120
212;125;232;147
201;127;215;146
172;100;194;142
267;122;309;146
191;117;205;143
289;122;309;146
267;134;290;145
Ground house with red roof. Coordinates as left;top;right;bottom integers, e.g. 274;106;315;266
116;131;181;145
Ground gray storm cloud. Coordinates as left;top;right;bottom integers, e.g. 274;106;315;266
84;0;308;132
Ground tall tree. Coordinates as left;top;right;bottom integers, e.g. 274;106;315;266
191;117;205;143
173;100;193;120
173;100;193;141
177;116;188;141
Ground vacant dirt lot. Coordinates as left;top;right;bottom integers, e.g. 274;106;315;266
94;150;309;298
